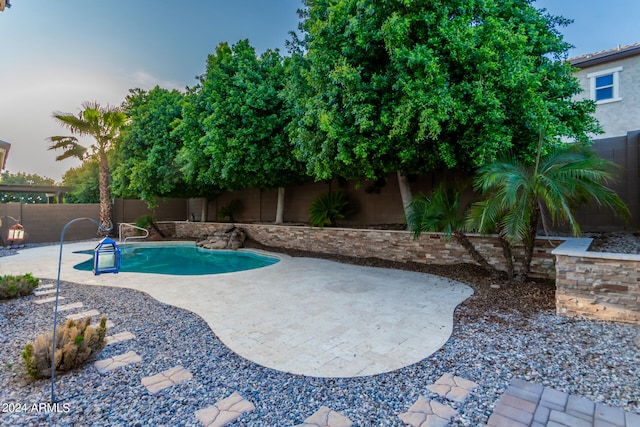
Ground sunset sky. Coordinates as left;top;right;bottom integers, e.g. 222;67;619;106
0;0;638;182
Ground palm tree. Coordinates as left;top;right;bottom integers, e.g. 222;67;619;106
48;102;128;233
407;183;498;275
472;142;629;281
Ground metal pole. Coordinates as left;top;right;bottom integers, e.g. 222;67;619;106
51;218;112;403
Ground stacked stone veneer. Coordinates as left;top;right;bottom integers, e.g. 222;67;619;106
173;222;561;279
553;238;640;324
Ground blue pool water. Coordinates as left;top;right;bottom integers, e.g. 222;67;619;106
73;243;279;275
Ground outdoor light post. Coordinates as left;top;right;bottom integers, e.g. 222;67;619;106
51;218;120;403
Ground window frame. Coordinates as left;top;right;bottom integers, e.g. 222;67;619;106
587;66;623;104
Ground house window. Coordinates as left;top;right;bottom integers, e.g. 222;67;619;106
587;66;622;104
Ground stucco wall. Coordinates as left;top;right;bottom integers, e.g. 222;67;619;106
574;54;640;138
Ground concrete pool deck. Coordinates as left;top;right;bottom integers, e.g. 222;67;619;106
0;240;473;377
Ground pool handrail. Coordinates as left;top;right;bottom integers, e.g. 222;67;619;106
118;222;149;243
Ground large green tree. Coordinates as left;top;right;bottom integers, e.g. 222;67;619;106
176;40;306;223
61;159;100;203
290;0;599;217
48;102;127;232
112;87;197;207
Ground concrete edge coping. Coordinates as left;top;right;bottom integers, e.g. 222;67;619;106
552;237;640;261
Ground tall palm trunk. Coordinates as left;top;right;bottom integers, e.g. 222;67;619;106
518;206;540;281
98;151;112;236
453;230;499;275
499;234;515;279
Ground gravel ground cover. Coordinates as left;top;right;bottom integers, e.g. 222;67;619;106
0;240;638;426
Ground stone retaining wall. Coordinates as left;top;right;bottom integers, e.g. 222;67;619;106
173;222;561;279
553;239;640;324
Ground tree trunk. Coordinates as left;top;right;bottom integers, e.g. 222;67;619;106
275;187;285;225
518;207;540;282
453;230;499;275
397;171;413;221
499;234;514;279
98;151;112;236
200;198;208;222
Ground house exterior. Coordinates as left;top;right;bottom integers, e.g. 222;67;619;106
571;43;640;138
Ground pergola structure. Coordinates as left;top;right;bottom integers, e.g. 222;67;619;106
0;184;73;203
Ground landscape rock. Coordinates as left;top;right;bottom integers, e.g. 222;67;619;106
197;226;246;250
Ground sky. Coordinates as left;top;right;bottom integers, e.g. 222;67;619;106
0;0;639;183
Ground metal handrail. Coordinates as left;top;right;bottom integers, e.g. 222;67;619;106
118;222;149;243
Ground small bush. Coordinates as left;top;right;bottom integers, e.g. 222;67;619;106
135;214;155;230
308;192;352;227
0;273;39;300
22;316;107;378
217;200;243;222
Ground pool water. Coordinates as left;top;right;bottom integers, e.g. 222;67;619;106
73;244;279;275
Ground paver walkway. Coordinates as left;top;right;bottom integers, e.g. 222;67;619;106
487;378;640;427
195;392;255;427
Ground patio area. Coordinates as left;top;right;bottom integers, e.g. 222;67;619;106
1;242;638;426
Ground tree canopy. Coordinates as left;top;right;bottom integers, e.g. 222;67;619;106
288;0;599;181
112;87;196;206
175;40;306;192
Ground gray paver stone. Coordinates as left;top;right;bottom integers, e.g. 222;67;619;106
626;411;640;427
594;419;623;427
506;383;543;403
595;403;625;425
549;408;593;427
541;387;569;408
533;405;550;424
486;412;528;427
498;393;538;413
566;395;595;417
494;400;534;425
509;378;545;395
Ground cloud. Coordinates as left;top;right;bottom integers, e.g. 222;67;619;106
129;70;185;92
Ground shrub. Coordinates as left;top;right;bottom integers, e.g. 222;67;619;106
217;200;243;222
135;214;155;230
308;191;351;227
0;273;39;300
22;316;107;378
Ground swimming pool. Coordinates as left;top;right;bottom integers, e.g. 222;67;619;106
73;243;279;275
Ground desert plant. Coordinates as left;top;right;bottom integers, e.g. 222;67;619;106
472;142;629;281
0;273;39;300
22;316;107;378
217;200;243;222
134;214;166;238
308;191;351;227
407;184;498;275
